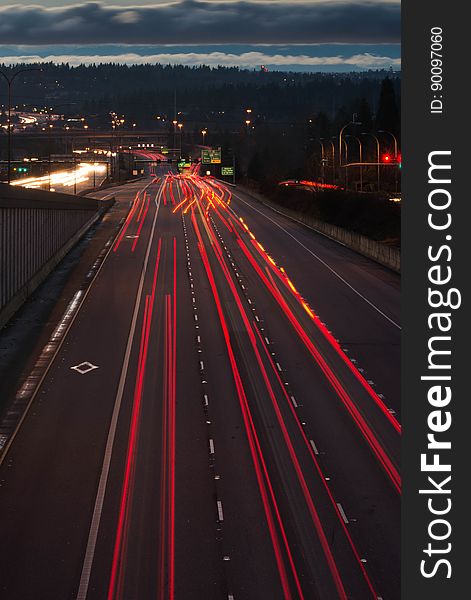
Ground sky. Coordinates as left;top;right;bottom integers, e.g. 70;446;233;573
0;1;401;72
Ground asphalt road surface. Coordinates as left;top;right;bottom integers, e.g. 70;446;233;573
0;168;400;600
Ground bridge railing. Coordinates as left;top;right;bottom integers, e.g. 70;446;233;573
0;184;114;327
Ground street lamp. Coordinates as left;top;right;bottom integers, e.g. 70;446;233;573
0;67;41;183
201;128;207;145
339;116;361;166
346;134;363;192
341;138;349;190
361;132;381;192
338;115;361;189
178;123;183;157
378;130;398;158
316;140;326;184
378;130;399;192
320;138;335;184
172;119;178;155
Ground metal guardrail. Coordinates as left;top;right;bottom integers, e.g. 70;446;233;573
269;203;401;273
0;183;114;326
237;185;400;273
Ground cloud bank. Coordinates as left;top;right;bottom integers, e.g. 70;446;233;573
0;51;401;69
0;1;401;45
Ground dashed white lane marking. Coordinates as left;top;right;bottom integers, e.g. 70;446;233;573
290;395;298;408
217;500;224;522
232;192;401;330
203;394;209;406
209;439;215;454
200;360;205;371
276;362;282;372
336;503;349;524
309;439;320;455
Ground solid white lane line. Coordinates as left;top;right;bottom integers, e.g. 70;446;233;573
76;183;163;600
232;192;400;330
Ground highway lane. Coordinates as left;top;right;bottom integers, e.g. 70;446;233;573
226;187;401;416
0;171;227;600
177;176;400;597
0;169;400;599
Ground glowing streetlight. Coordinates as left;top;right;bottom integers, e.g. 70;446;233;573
178;123;183;157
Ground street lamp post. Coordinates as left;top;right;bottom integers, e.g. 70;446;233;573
338;115;361;188
378;129;399;193
342;139;349;190
378;130;398;159
172;119;178;157
346;134;363;192
317;140;326;184
0;67;41;184
178;123;183;158
321;138;335;184
201;128;207;146
361;132;381;192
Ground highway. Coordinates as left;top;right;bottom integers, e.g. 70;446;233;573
10;162;108;194
0;167;400;599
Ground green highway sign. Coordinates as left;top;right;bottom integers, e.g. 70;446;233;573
202;148;222;164
221;166;234;176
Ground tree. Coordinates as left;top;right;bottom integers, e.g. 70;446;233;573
376;77;399;136
357;97;373;131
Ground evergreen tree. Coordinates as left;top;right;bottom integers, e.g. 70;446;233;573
376;77;399;136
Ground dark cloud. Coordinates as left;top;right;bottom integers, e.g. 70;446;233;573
0;1;400;45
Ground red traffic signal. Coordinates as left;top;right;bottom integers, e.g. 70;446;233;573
382;153;392;163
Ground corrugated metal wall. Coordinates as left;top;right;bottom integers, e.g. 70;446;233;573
0;206;97;311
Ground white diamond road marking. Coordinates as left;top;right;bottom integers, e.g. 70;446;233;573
71;362;99;375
